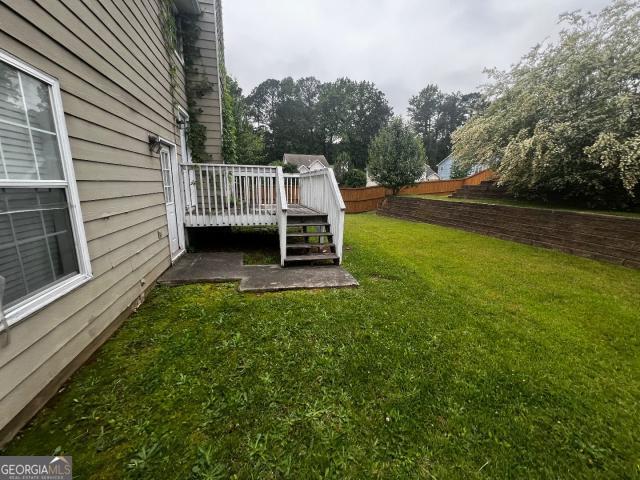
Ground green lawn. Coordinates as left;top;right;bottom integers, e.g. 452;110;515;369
5;213;640;479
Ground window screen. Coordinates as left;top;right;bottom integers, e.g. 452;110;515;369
0;58;82;312
0;188;78;306
0;62;64;181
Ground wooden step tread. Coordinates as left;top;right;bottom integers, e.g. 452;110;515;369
287;222;330;228
287;232;333;238
287;212;327;218
287;243;335;249
285;253;339;262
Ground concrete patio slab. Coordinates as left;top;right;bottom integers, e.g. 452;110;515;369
157;252;359;292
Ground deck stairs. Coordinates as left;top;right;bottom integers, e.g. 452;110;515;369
284;205;338;265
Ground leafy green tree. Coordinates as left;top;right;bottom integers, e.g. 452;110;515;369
368;117;426;194
221;72;238;163
342;168;367;187
317;79;392;167
315;79;352;162
246;77;324;161
246;77;391;165
346;80;393;168
452;0;640;208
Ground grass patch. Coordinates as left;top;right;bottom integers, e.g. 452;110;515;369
409;194;640;219
4;213;640;478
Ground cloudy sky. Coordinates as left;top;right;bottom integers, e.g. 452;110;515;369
223;0;611;114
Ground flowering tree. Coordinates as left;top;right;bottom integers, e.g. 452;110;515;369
452;0;640;208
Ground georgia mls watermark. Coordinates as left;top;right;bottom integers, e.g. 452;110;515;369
0;456;72;480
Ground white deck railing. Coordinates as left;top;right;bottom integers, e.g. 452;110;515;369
298;169;346;264
283;173;300;204
181;164;280;227
181;164;304;227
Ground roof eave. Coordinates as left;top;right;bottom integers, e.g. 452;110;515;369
174;0;201;14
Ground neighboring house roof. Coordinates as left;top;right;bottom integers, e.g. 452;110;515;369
283;154;330;169
418;164;441;182
437;154;455;167
425;165;438;177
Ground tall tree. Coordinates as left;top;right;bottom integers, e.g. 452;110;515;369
408;86;482;168
408;84;443;165
246;76;391;166
221;72;238;163
224;75;266;164
245;77;324;160
347;81;393;168
316;79;356;162
452;0;640;208
246;78;282;130
316;78;392;167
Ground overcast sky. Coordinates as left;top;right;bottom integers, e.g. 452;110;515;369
223;0;611;114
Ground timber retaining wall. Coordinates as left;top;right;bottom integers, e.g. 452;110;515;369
378;196;640;269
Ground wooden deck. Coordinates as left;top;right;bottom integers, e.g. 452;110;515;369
180;164;345;265
287;204;324;216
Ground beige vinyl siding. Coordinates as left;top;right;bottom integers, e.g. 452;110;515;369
0;0;195;439
193;0;224;162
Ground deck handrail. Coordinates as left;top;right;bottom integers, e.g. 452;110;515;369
179;162;278;170
298;168;346;264
299;168;346;213
275;167;288;266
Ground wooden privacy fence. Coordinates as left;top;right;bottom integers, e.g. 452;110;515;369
340;169;495;213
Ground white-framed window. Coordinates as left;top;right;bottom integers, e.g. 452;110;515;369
173;11;185;65
0;50;91;326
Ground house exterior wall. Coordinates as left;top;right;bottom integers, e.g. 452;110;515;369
0;0;223;444
438;155;484;180
438;157;453;180
192;0;224;162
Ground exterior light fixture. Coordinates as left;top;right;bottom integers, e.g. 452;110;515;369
148;134;162;154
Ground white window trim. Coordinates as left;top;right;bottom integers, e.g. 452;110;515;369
173;8;185;66
0;49;92;327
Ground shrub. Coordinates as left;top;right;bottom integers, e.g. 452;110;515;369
342;168;367;187
270;161;298;174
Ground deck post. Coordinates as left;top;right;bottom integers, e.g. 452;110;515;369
275;167;289;266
